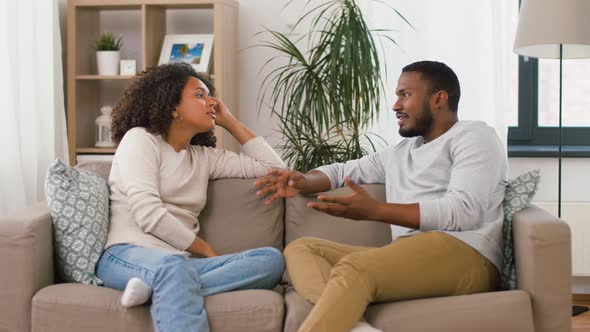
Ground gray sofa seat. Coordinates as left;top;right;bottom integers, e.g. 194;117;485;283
33;284;283;332
285;287;535;332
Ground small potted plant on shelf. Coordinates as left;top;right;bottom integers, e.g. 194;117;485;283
95;32;123;76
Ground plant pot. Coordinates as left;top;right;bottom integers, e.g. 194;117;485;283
96;51;120;75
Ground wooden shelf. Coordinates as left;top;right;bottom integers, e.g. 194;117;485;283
73;4;142;10
76;147;117;154
74;0;218;9
76;74;212;80
76;75;135;80
67;0;239;165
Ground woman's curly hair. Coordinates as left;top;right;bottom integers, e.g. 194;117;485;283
112;63;217;147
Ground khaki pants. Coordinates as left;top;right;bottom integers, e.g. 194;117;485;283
284;232;499;332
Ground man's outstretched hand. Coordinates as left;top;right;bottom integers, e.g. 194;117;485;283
254;169;306;205
253;172;379;221
308;177;379;220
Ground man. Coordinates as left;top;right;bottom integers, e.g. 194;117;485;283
254;61;507;332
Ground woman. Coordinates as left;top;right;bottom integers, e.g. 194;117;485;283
96;63;286;332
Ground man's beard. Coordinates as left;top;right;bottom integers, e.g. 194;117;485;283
398;100;434;138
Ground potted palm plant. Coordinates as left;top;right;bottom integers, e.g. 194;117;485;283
95;32;123;76
258;0;410;172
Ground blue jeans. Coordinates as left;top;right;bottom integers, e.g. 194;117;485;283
96;244;285;332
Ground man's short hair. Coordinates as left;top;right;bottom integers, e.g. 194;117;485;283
402;61;461;112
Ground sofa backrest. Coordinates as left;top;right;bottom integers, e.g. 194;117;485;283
75;160;391;252
75;161;284;255
199;178;284;254
285;184;392;247
76;160;112;181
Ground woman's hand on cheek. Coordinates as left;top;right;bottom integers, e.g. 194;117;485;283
210;96;256;144
211;97;236;129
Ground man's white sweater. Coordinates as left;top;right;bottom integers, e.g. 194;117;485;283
317;121;508;271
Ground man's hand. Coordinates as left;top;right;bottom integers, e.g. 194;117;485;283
307;177;379;220
253;169;306;205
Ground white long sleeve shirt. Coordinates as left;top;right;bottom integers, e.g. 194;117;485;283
105;127;286;254
316;121;508;271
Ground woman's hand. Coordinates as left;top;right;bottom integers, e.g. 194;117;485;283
211;97;237;130
187;236;220;258
254;169;306;205
210;97;256;145
253;169;332;205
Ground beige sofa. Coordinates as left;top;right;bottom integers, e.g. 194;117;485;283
0;162;571;332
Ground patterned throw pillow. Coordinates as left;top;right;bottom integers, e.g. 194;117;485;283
45;159;109;285
501;169;540;290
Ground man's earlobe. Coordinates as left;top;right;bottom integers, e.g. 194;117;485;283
435;91;448;109
433;93;442;109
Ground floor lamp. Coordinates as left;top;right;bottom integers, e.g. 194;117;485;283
513;0;590;316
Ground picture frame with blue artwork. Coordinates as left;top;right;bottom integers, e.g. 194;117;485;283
158;34;214;73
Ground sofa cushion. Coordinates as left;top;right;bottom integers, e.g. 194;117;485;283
283;287;534;332
501;169;540;290
32;284;284;332
199;178;285;254
283;286;314;332
285;184;391;247
44;159;109;285
365;290;535;332
75;160;112;182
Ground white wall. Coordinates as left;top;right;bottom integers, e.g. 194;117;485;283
238;0;315;148
509;158;590;204
238;0;519;150
237;0;409;148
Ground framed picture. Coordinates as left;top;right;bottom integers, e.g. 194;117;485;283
158;34;214;73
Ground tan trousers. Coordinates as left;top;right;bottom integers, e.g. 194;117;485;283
284;232;499;332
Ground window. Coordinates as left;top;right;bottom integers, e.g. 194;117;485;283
508;0;590;156
508;55;590;156
508;57;590;156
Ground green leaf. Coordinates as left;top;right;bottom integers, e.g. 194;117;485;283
96;32;123;51
257;0;410;171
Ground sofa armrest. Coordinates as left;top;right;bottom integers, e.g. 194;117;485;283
513;204;571;332
0;201;55;332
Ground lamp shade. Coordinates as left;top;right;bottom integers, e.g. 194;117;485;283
514;0;590;59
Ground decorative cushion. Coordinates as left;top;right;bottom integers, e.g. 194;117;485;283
501;169;540;290
45;159;109;285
